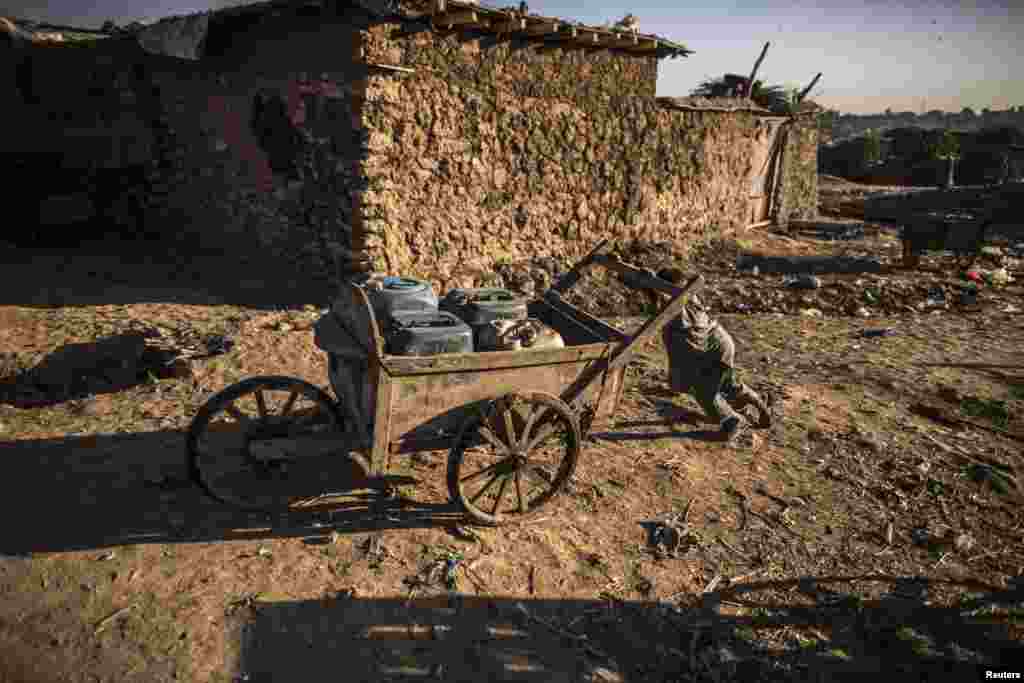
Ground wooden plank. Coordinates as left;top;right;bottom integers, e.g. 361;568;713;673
575;30;599;45
525;21;559;35
431;0;447;13
370;360;394;475
536;297;605;344
386;362;616;444
590;254;687;297
557;25;578;40
383;342;617;377
539;293;627;342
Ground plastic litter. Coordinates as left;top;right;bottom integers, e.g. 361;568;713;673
991;267;1013;286
958;289;978;306
924;287;946;308
785;274;822;290
860;328;896;338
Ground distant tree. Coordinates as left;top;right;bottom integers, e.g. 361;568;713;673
689;73;794;113
929;129;961;188
817;109;839;141
982;107;992;116
960;107;976;118
863;128;882;166
884;107;893;116
101;20;117;33
975;125;1024;146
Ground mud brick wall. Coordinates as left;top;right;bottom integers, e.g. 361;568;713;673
773;114;819;226
141;9;370;277
358;25;765;291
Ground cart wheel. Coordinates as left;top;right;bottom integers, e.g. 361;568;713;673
447;392;580;526
187;376;352;511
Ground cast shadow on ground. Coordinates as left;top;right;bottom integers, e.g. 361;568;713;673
0;398;742;556
0;331;224;409
232;575;1024;682
589;397;723;444
0;429;466;556
0;239;335;309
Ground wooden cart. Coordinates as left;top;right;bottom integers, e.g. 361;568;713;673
186;241;703;526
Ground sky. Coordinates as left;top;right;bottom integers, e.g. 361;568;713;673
6;0;1022;114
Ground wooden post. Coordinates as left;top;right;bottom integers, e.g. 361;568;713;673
744;41;770;99
797;72;822;103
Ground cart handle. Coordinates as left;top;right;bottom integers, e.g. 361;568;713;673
559;272;704;413
605;273;704;373
590;254;689;298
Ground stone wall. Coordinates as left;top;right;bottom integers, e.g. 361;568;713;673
362;20;659;104
358;24;769;290
5;8;819;287
140;8;370;277
772;114;819;226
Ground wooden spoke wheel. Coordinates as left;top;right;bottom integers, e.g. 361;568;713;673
447;392;581;526
187;376;358;511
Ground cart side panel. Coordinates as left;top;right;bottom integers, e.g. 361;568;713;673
370;359;394;475
387;360;618;449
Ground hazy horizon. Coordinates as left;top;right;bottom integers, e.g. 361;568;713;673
6;0;1022;115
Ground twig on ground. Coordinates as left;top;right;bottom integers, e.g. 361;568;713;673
94;605;133;634
514;602;611;661
728;568;768;584
716;537;745;559
702;574;722;594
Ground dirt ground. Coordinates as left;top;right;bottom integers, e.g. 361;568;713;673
2;183;1023;682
